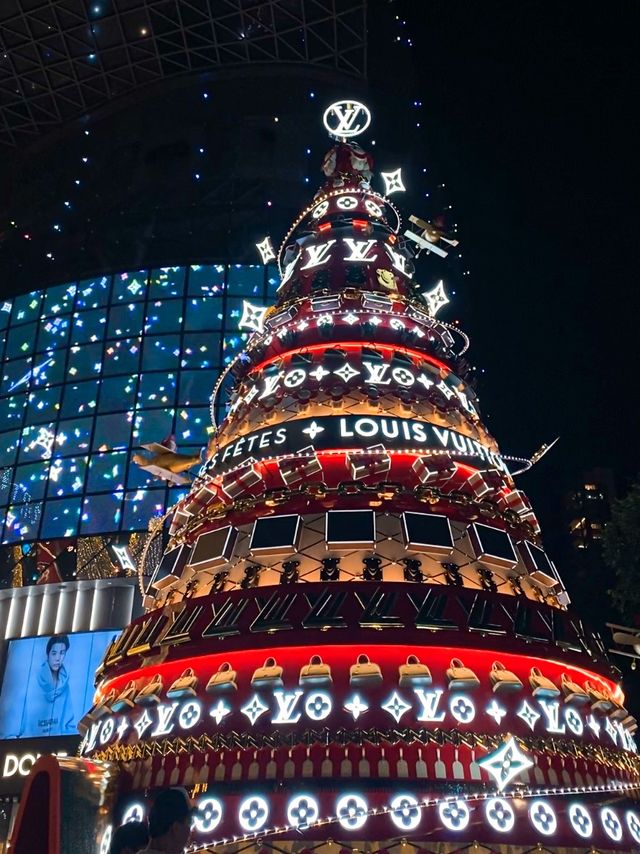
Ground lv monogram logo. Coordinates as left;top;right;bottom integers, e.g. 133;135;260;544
323;100;372;138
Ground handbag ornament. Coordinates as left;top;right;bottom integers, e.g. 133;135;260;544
398;655;432;687
206;662;237;693
349;653;383;685
167;667;199;699
560;672;590;704
111;680;138;713
251;657;284;688
446;658;480;690
529;666;560;698
299;655;332;685
489;661;523;693
134;674;163;706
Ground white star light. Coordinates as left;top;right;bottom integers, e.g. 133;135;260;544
241;694;269;725
485;699;507;725
517;700;540;731
134;709;153;739
302;421;325;441
381;168;406;195
605;716;619;745
238;300;269;334
112;545;136;572
209;699;231;725
256;237;276;264
382;691;412;723
587;714;601;738
116;716;130;740
309;364;330;381
478;736;534;792
343;312;359;325
423;280;450;317
333;362;360;382
368;316;382;326
344;694;369;721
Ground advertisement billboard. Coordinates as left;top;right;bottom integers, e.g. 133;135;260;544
0;630;114;739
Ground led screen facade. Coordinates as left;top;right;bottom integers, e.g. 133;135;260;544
0;264;279;545
0;630;116;739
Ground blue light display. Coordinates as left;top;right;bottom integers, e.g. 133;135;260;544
0;263;276;543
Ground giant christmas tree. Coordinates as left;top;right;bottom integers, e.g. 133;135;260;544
79;101;640;853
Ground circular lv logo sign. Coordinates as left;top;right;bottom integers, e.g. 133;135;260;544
323;100;371;138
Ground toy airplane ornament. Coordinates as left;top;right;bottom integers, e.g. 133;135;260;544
608;623;640;658
529;436;560;466
132;434;202;485
404;214;459;259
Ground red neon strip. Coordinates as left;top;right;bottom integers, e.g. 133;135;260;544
98;643;619;699
252;341;451;376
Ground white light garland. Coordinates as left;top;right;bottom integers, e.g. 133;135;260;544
178;780;640;852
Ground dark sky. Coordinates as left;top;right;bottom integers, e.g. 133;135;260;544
367;2;640;530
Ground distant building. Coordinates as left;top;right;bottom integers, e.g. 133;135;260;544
566;467;616;549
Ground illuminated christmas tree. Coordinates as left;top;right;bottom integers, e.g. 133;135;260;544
73;101;640;853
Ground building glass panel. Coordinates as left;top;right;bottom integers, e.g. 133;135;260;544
0;262;276;542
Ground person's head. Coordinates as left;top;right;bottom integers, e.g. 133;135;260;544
148;788;193;851
46;635;69;673
109;820;149;854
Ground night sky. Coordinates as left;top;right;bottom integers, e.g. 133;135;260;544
367;1;640;542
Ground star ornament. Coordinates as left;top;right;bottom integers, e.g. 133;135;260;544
344;694;369;721
302;421;325;441
238;300;269;334
485;699;507;726
478;736;534;792
256;236;276;264
380;168;406;196
423;280;449;317
382;691;412;723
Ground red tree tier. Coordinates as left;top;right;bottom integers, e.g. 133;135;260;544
79;102;639;853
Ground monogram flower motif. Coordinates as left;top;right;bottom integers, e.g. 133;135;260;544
287;795;319;829
529;800;557;835
178;700;201;729
193;797;222;833
485;798;514;832
450;696;474;723
438;800;470;831
239;796;269;832
390;795;421;830
626;810;640;844
568;803;592;838
601;807;622;841
336;794;368;830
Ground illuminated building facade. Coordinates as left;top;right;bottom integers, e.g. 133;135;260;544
0;264;278;552
48;103;640;854
566;468;616;551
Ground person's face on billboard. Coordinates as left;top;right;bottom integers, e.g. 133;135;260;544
47;642;67;673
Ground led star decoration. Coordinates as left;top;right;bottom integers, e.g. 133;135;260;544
382;691;412;723
423;280;449;317
302;421;324;440
477;736;534;792
238;300;269;334
380;168;406;195
209;699;231;725
485;699;507;725
111;545;136;572
344;694;369;720
256;236;276;264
